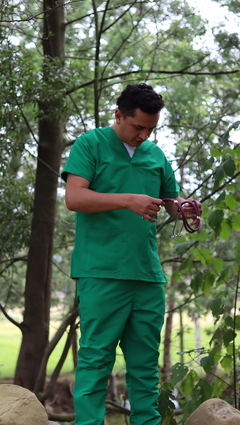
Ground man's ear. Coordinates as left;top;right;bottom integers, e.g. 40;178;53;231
115;109;123;124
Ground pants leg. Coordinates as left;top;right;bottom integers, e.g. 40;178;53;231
74;278;132;425
74;278;165;425
120;281;165;425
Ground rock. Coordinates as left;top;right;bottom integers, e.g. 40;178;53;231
0;384;48;425
185;398;240;425
48;422;61;425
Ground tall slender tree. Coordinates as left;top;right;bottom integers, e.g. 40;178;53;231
14;0;65;391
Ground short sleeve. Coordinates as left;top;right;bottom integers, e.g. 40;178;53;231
159;157;180;198
61;134;95;182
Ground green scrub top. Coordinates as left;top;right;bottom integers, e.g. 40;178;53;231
62;127;180;282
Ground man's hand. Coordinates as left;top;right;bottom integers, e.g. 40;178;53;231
127;194;165;222
164;196;202;226
179;199;202;226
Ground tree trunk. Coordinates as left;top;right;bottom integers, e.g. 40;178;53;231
194;312;201;361
179;307;184;364
72;329;78;371
14;0;65;391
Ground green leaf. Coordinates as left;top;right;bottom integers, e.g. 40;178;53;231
175;241;193;255
227;343;234;355
202;156;214;172
214;165;225;188
208;210;224;232
173;270;180;282
216;265;231;287
212;377;226;397
161;381;174;391
170;362;188;386
220;130;230;144
181;370;198;397
179;258;194;271
188;232;208;242
215;191;226;205
158;386;176;419
209;257;223;275
232;215;240;231
201;203;209;219
193;248;212;265
235;315;240;330
223;329;237;347
192;379;213;404
220;221;231;241
210;147;221;158
203;272;215;296
229;120;240;130
210;345;222;364
225;316;234;328
220;354;232;373
209;327;221;345
199;379;213;401
223;157;236;177
200;355;215;374
211;298;224;317
225;194;238;211
235;145;240;158
190;271;203;295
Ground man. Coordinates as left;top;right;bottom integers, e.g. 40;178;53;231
62;83;201;425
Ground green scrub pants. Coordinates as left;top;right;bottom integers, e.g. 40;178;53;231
74;278;165;425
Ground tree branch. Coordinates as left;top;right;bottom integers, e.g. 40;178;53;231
65;0;145;27
38;318;78;402
66;68;240;95
0;0;78;23
47;412;75;422
47;399;131;422
200;170;240;203
177;99;239;171
166;293;204;313
34;308;78;396
99;6;150;90
0;255;28;265
0;303;22;329
67;93;87;133
101;0;139;34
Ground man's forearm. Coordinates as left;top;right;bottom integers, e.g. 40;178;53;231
66;187;131;213
164;196;185;218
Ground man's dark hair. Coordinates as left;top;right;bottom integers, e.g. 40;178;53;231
116;83;164;117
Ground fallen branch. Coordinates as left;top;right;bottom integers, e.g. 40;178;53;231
47;399;131;422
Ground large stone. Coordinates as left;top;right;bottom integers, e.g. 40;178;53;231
48;422;60;424
0;384;49;425
185;398;240;425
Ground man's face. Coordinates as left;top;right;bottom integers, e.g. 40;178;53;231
114;108;160;147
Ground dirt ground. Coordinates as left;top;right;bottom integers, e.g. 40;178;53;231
45;378;74;415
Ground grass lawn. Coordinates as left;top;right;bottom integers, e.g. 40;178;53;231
0;320;75;378
0;313;214;380
0;318;126;379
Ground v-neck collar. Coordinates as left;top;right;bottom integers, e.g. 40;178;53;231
109;127;145;162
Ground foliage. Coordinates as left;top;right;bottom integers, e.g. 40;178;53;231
160;123;240;421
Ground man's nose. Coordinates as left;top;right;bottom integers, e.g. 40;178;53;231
139;128;149;140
